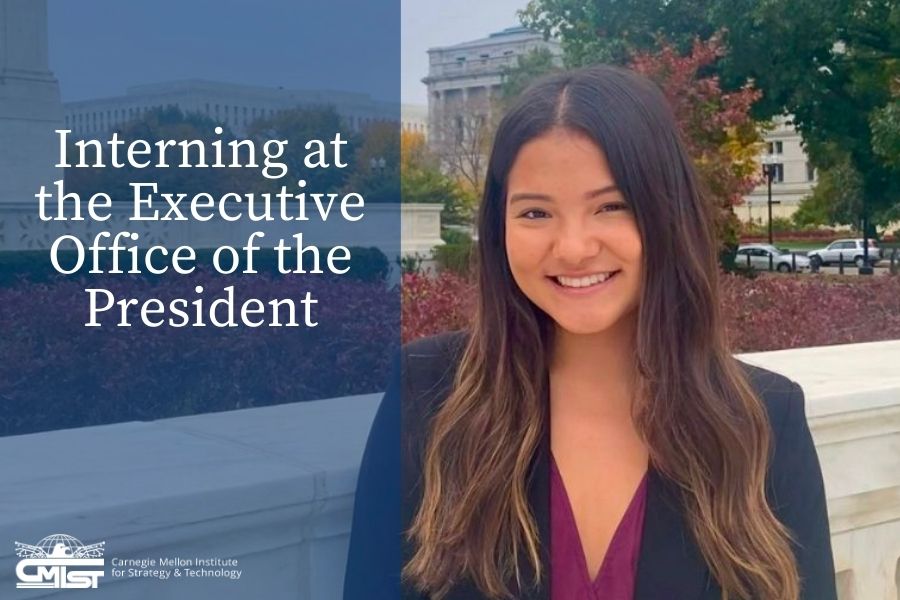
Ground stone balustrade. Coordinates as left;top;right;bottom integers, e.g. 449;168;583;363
0;340;897;599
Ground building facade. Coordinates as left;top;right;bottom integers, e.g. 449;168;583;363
738;116;817;224
401;103;428;137
63;79;412;138
423;26;562;149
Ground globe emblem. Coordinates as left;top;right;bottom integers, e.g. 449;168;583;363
15;533;105;559
36;534;86;558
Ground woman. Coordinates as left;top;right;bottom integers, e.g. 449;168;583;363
344;65;836;600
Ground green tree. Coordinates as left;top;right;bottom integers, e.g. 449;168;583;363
246;104;356;194
520;0;900;227
792;156;864;228
400;130;474;225
499;47;563;106
65;106;253;202
342;121;400;203
871;99;900;168
520;0;715;66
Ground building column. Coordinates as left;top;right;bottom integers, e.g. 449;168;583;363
0;0;62;204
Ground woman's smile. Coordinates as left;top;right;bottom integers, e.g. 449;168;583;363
548;270;622;295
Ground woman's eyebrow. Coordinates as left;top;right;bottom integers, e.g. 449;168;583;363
508;185;620;203
584;185;620;199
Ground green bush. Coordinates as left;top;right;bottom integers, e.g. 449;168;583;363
0;246;390;287
433;242;474;275
441;227;473;245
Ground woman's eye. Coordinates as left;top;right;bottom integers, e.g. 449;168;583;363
595;202;629;214
519;209;549;219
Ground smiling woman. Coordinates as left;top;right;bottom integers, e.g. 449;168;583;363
504;128;642;336
345;65;837;600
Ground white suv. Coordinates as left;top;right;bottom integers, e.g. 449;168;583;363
806;239;882;268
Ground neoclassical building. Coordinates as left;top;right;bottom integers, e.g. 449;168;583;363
423;26;562;149
63;79;423;139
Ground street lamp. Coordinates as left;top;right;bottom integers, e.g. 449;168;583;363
369;156;386;175
860;200;873;275
760;154;779;245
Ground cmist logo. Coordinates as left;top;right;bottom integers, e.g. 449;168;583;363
15;534;105;589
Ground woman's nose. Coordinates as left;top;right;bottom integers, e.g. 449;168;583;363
551;223;602;265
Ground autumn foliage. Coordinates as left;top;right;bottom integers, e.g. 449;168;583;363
402;271;900;352
629;33;763;249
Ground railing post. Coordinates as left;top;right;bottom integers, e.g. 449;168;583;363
792;252;797;272
769;252;774;271
839;252;844;275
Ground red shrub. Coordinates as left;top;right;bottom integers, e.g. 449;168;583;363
720;273;900;351
402;271;475;343
402;271;900;352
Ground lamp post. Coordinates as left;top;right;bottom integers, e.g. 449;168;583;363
761;154;778;245
860;201;874;275
369;156;386;175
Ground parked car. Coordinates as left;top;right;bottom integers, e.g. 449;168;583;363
736;244;811;273
805;239;882;268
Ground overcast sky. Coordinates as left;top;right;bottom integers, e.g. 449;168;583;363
46;0;529;107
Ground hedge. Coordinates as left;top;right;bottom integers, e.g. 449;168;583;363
401;271;900;352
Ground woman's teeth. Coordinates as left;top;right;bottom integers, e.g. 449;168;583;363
555;271;618;288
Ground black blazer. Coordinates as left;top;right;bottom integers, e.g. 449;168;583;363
344;331;837;600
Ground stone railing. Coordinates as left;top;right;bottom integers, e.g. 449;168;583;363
740;340;900;600
0;340;897;599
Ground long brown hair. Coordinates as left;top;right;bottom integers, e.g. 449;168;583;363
403;65;799;600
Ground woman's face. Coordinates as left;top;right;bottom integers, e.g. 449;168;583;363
504;127;643;336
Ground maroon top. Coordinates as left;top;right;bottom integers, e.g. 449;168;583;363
550;454;648;600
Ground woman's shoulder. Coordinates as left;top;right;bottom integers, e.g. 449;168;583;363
400;330;470;390
734;359;807;442
398;330;470;419
402;329;469;361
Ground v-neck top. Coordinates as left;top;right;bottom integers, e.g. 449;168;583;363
550;454;648;600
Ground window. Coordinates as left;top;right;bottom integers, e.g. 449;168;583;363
771;163;784;183
767;141;783;155
806;162;816;182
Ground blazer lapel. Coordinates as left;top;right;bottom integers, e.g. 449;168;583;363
516;412;551;600
633;469;713;599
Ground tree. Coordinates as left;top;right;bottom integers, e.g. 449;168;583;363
431;93;496;197
520;0;715;67
246;105;355;194
871;98;900;169
342;121;400;203
499;47;564;107
628;34;763;253
401;130;474;225
65;106;256;205
520;0;900;229
792;156;864;228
